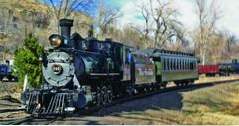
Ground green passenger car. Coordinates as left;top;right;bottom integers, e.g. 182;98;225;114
143;49;199;85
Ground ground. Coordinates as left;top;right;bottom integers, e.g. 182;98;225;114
1;75;239;124
0;82;28;123
92;81;239;125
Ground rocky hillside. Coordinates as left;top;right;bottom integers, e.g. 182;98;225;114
0;0;92;59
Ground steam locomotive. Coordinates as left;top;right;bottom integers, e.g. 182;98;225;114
22;19;198;116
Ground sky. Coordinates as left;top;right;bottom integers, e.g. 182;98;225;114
104;0;239;37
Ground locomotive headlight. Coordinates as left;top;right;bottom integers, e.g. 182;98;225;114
52;64;63;75
49;34;63;48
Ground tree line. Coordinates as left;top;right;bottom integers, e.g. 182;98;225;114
0;0;238;65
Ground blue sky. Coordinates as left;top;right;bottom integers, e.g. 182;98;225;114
49;0;130;16
105;0;129;8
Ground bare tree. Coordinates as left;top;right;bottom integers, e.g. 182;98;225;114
48;0;91;19
137;0;183;48
194;0;221;64
148;0;180;48
46;0;91;32
223;31;238;52
96;0;121;38
170;23;190;51
137;3;151;47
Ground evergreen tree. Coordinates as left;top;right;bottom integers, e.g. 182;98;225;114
14;34;44;88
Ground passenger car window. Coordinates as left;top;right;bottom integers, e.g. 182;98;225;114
184;59;186;70
187;59;189;70
179;60;181;70
173;58;176;70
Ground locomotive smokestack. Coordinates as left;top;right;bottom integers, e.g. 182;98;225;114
59;19;73;46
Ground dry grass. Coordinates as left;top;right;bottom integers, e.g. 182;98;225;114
102;81;239;125
0;82;22;104
181;81;239;124
196;74;239;83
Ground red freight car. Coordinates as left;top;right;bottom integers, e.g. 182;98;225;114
198;64;219;76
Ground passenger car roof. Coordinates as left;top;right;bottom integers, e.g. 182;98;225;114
142;48;195;58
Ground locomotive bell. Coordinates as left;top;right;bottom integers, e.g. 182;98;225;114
59;19;73;47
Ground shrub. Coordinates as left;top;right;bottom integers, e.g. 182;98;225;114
14;34;44;88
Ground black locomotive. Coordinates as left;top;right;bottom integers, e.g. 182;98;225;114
22;19;198;116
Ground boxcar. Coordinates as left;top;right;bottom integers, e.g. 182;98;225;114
198;64;219;76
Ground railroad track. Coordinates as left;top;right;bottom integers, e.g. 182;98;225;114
0;108;25;113
1;115;65;125
3;78;239;125
1;114;59;125
1;116;33;125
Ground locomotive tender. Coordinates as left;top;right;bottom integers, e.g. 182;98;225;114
22;19;198;115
